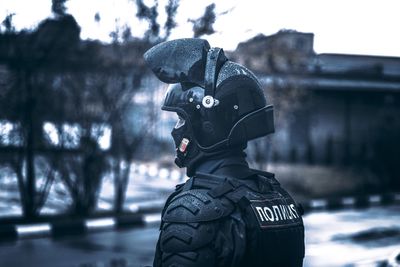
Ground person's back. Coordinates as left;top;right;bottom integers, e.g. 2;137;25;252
144;38;305;266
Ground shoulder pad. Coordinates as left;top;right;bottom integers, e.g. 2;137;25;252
160;222;217;253
162;189;235;223
216;61;260;88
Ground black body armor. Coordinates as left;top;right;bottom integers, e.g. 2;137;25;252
153;159;305;267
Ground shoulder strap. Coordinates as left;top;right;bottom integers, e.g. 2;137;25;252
204;48;227;98
249;169;280;186
249;169;275;179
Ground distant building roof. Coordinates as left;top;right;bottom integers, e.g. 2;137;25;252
231;30;400;92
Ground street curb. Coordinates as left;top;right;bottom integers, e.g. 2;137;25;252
1;193;399;241
0;213;161;242
0;224;18;241
300;192;400;213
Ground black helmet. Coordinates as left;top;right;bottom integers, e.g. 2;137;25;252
144;38;274;166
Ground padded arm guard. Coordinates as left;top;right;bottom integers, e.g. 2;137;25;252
154;189;246;267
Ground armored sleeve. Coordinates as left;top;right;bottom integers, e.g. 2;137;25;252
153;189;247;267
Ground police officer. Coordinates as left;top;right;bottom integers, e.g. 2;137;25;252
144;38;305;267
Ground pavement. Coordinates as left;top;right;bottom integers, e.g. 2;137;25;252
0;224;160;267
1;206;400;267
1;164;400;266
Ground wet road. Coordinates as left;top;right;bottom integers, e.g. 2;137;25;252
1;166;399;266
304;206;400;267
0;224;160;267
1;206;400;267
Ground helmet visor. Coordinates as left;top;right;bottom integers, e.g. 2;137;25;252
162;83;204;114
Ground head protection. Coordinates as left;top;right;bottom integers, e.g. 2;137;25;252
144;38;274;168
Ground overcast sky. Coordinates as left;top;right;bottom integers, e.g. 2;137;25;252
1;0;400;57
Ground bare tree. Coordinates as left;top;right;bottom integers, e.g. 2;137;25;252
1;13;16;33
52;0;68;17
135;0;160;42
133;0;180;42
164;0;180;38
0;0;228;219
189;3;216;38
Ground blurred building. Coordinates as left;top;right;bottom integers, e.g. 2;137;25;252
233;30;400;169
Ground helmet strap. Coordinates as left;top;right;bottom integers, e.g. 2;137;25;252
204;48;227;98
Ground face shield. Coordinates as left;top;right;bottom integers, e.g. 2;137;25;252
161;83;204;118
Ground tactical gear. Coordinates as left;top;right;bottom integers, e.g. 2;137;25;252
144;39;274;169
145;39;304;267
143;38;211;86
153;169;305;267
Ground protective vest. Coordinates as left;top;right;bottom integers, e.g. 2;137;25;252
154;169;305;267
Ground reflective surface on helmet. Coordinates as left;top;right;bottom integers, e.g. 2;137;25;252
162;83;204;110
143;38;210;85
174;116;185;129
